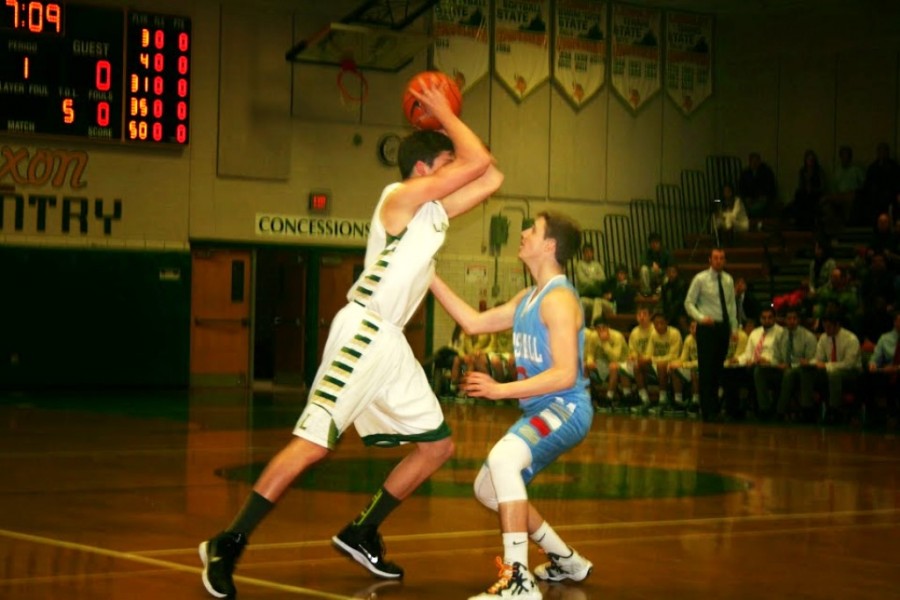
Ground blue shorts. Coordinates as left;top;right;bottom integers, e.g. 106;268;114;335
509;396;593;485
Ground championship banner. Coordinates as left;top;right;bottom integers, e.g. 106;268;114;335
611;3;661;112
665;10;713;116
554;0;607;110
432;0;490;93
494;0;550;101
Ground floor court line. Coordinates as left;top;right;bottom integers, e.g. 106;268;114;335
132;506;900;557
0;528;356;600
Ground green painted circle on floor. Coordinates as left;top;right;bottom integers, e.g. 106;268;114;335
217;458;748;499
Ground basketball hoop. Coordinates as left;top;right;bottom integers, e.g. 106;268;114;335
337;58;369;106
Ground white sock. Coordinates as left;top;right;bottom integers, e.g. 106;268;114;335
639;389;650;403
606;390;615;400
674;393;683;404
659;390;668;402
529;521;569;557
503;532;530;567
692;394;700;403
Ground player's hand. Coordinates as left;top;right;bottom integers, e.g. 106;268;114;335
461;371;503;400
409;80;455;124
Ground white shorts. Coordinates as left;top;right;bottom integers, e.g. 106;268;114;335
293;303;449;449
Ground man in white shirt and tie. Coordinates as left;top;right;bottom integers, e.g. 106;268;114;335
814;310;862;424
728;306;782;419
684;248;739;422
776;308;818;422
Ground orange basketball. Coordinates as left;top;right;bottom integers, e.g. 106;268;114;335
402;71;462;130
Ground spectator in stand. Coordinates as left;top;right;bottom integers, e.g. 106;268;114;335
607;307;653;405
632;312;682;413
734;276;762;329
787;149;826;231
668;320;700;412
660;264;690;335
727;306;783;420
807;239;837;297
714;182;749;245
814;310;862;424
739;152;778;219
861;142;900;226
487;325;516;384
865;311;900;427
812;267;859;329
584;315;629;410
866;213;900;273
604;264;637;313
821;145;865;235
574;243;612;320
776;308;819;422
639;232;672;297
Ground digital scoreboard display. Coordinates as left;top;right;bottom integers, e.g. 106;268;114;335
0;2;191;145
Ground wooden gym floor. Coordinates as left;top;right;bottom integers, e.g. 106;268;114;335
1;389;898;599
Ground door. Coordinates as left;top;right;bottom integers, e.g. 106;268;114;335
190;249;251;386
316;252;427;364
316;253;365;362
272;251;306;386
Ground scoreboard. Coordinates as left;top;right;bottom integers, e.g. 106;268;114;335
0;2;191;145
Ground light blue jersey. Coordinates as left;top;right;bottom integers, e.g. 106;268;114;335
510;274;592;483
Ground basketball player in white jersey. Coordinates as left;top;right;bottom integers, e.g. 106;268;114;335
200;79;504;598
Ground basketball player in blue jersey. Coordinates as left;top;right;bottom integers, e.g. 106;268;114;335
430;212;594;600
199;81;504;598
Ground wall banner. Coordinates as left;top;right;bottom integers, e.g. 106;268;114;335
665;10;713;116
493;0;550;101
432;0;490;94
611;3;661;112
553;0;607;110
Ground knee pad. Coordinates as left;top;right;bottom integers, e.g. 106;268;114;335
484;434;531;504
473;465;498;511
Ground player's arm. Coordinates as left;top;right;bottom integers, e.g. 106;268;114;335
439;162;504;219
382;82;493;232
467;287;581;400
430;275;524;335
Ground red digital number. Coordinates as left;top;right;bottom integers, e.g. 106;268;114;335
27;1;42;33
46;2;60;32
152;99;163;118
153;53;164;72
176;101;187;120
178;32;189;52
177;78;188;97
95;60;111;91
62;98;74;124
97;102;110;127
153;76;163;95
154;29;164;49
177;55;189;75
152;122;162;141
140;28;149;48
176;124;187;144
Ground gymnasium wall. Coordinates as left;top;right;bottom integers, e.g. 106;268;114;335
2;0;900;385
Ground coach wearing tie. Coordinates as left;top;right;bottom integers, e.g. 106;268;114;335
684;248;738;421
814;310;861;424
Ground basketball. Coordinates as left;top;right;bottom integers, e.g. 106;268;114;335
402;71;462;130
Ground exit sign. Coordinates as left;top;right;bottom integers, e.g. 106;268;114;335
308;190;330;213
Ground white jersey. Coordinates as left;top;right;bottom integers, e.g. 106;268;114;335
348;182;449;327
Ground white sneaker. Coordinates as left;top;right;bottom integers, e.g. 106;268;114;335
533;547;593;583
469;558;542;599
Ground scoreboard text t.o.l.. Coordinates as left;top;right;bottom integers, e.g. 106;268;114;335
0;2;191;145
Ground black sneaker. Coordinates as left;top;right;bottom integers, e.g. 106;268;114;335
199;531;246;598
332;524;404;579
